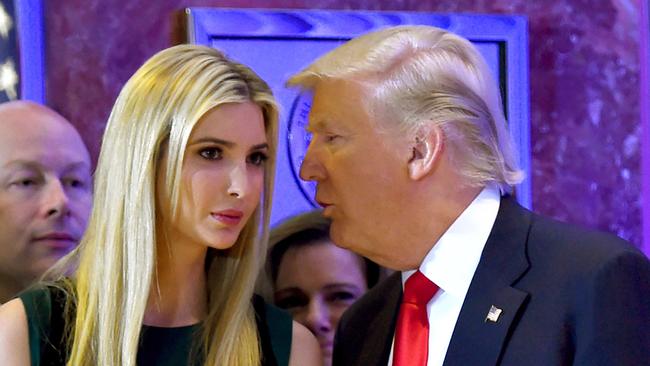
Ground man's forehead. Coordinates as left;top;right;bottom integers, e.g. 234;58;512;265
1;118;60;145
312;78;367;100
307;107;344;132
0;124;90;169
0;152;91;175
307;79;371;131
0;103;80;142
0;120;73;146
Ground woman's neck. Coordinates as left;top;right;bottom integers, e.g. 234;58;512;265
144;235;208;327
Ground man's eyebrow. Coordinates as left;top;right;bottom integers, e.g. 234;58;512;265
2;160;43;170
306;118;329;133
3;160;90;171
61;162;92;172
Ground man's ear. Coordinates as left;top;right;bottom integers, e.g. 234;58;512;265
407;126;443;180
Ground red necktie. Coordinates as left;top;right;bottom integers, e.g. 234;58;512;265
393;270;439;366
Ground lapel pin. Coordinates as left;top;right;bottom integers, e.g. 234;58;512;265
485;305;503;323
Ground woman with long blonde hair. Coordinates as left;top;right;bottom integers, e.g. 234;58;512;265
0;45;320;366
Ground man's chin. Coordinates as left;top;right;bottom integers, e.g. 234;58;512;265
30;255;66;275
329;223;357;247
328;228;351;249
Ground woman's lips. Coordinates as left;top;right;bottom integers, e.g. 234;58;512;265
320;340;334;356
211;209;244;226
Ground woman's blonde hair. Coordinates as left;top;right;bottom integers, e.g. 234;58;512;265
48;44;279;365
288;25;524;191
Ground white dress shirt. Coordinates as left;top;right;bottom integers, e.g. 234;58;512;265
387;185;501;366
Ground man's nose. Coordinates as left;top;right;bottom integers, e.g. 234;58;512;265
42;180;70;218
299;139;325;182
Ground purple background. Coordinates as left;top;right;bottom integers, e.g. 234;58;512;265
42;0;647;251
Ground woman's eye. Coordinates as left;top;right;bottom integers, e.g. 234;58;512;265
327;291;358;303
274;296;307;310
248;152;268;166
199;147;222;160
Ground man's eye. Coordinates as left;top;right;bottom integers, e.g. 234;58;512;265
248;152;268;166
65;178;87;189
17;179;36;187
199;147;222;160
10;177;39;187
325;134;340;142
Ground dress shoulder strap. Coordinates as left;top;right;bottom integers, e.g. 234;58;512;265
18;285;70;366
253;294;293;366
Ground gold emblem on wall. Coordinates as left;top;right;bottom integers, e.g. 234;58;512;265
0;59;18;100
0;3;12;39
0;2;17;100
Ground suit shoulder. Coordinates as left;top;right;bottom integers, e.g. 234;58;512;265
526;211;646;268
339;272;401;328
333;272;401;366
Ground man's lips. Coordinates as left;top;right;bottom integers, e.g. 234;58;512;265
316;199;331;208
316;199;335;217
32;232;78;249
211;209;244;226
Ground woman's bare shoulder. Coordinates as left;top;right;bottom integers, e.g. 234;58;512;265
288;320;321;366
0;298;30;365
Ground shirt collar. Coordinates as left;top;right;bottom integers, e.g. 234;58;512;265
402;184;501;299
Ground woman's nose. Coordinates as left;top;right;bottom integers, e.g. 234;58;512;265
304;298;332;334
227;163;247;198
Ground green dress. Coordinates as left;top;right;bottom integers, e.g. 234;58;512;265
19;285;292;366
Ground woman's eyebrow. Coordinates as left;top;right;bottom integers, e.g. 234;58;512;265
250;143;269;151
323;283;363;291
189;138;268;151
190;137;233;147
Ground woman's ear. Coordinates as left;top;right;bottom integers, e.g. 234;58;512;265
407;126;443;180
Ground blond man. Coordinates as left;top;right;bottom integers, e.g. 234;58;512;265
289;26;650;366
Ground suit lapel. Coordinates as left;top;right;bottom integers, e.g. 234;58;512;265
444;196;532;366
362;272;402;366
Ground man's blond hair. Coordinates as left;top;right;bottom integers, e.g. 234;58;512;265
288;25;524;191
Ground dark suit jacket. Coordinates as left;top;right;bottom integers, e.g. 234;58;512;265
333;196;650;366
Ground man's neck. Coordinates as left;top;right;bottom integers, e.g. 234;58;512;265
399;184;485;271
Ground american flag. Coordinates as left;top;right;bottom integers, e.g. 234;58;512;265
0;0;19;102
